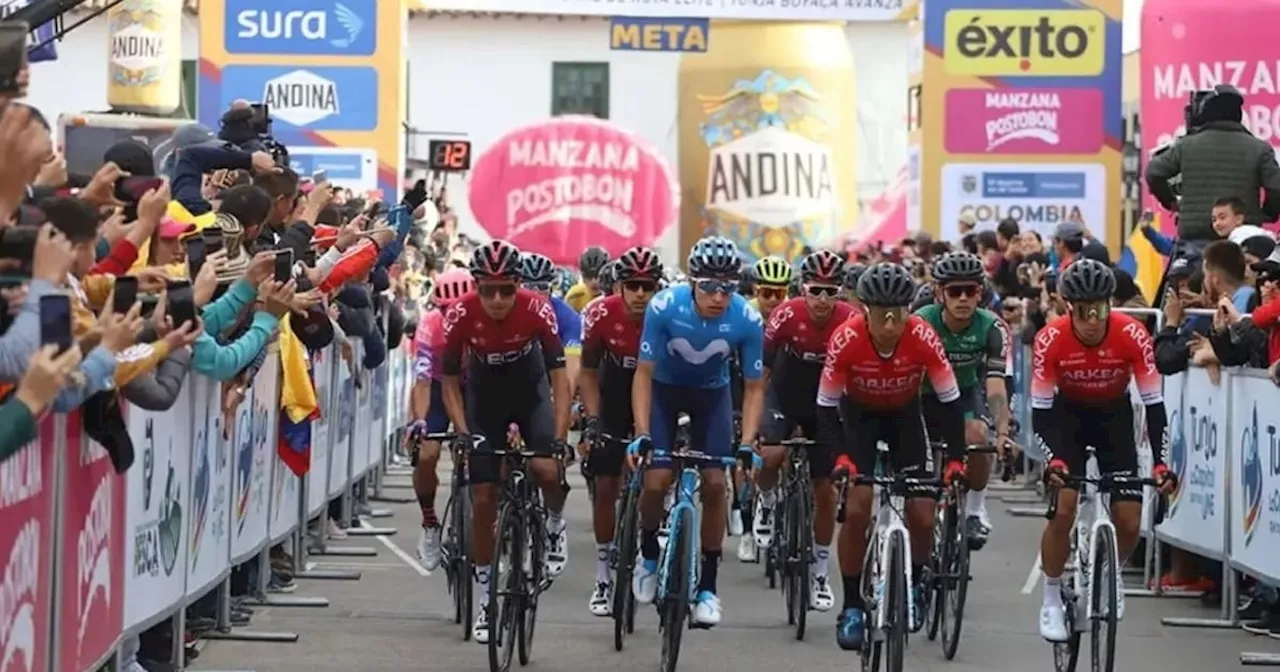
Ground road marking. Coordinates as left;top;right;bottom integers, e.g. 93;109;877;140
1022;550;1042;594
358;520;431;578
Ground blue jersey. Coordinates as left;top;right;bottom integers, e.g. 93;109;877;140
551;296;583;354
639;285;764;389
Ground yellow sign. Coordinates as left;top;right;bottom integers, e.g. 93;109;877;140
610;17;708;53
944;9;1105;77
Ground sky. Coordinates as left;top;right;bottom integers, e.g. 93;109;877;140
1123;0;1143;53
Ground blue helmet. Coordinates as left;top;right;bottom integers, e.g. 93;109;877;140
687;236;741;278
519;252;556;284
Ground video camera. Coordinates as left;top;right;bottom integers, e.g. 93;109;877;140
1184;85;1245;131
218;102;289;167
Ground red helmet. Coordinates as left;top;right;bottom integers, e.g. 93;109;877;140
469;240;522;279
432;268;474;306
615;246;664;282
800;249;846;284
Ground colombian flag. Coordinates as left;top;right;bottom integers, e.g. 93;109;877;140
278;315;319;476
1118;224;1166;304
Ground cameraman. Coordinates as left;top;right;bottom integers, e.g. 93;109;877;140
1146;84;1280;253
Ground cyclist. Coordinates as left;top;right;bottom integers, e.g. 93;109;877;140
909;279;936;313
408;268;474;572
748;249;853;611
627;235;766;628
817;262;969;650
916;252;1011;549
750;255;792;321
1032;258;1174;642
440;240;574;644
566;246;610;311
521;252;584;397
578;246;665;616
841;263;867;309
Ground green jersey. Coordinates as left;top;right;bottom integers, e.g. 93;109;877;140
914;303;1009;393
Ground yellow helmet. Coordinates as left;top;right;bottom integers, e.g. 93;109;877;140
752;255;792;285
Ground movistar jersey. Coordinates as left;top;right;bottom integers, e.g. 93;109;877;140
639;285;764;389
913;303;1008;393
551;296;582;355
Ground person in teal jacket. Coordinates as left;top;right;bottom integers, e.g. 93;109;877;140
191;277;280;380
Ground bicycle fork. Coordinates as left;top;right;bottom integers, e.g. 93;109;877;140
657;469;702;607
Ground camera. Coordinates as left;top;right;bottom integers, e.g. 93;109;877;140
219;103;289;167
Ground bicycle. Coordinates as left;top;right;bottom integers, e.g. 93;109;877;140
599;431;640;652
424;431;475;642
922;441;997;660
638;444;738;672
765;437;817;640
835;464;944;672
1043;464;1160;672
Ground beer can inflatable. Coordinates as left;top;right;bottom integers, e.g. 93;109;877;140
677;21;858;263
107;0;182;115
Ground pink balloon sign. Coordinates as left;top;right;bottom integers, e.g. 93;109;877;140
468;116;678;264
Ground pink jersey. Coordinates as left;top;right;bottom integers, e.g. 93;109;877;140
413;309;447;382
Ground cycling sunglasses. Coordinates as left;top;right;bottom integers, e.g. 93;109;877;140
943;284;981;299
692;277;739;295
804;284;840;299
1070;301;1110;321
478;283;518;299
621;280;657;293
522;281;552;294
756;286;788;300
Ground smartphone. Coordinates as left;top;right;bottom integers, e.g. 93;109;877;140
274;249;294;282
166;281;196;329
312;168;327;183
38;294;72;352
114;176;165;203
0;23;28;95
185;236;207;278
203;229;224;255
113;276;138;314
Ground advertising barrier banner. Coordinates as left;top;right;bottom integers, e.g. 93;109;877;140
309;348;335;517
1230;372;1280;581
1132;379;1156;536
352;352;373;479
58;415;126;672
187;376;231;596
229;378;266;565
1157;369;1228;557
123;389;192;632
367;359;388;470
259;354;298;543
329;352;355;497
0;419;56;672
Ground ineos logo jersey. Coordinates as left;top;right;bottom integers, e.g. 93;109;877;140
441;288;565;375
764;297;854;366
582;294;642;370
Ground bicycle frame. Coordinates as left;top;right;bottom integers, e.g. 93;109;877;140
868;486;914;630
659;465;703;604
1071;478;1119;625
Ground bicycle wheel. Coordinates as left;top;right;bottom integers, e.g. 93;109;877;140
660;507;694;672
765;496;781;589
789;487;812;641
487;503;522;672
1089;531;1118;672
941;498;970;660
1053;580;1082;672
450;489;473;640
925;499;945;642
518;509;543;666
884;534;908;672
613;483;640;651
441;495;460;622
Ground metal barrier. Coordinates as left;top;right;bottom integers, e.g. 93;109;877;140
0;338;414;672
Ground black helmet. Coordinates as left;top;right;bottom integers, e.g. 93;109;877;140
932;251;984;285
1059;259;1116;302
687;236;742;277
599;260;620;295
615;246;664;282
579;246;610;277
842;263;867;290
800;249;846;284
520;252;557;284
910;282;936;312
856;263;917;307
470;240;522;279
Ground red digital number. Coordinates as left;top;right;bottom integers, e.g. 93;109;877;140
433;141;470;170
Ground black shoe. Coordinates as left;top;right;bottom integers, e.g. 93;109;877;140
1243;614;1278;635
1239;598;1268;622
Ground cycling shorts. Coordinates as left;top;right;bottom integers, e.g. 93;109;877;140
425;380;451;433
464;372;557;485
592;366;635;478
923;385;986;441
761;384;833;480
840;396;937;500
649;381;733;471
1049;398;1141;503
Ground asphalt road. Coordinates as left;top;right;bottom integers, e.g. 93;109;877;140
194;465;1280;672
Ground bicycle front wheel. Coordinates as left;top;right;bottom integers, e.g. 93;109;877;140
1090;530;1118;672
925;499;944;642
518;509;543;666
941;497;970;660
787;488;812;641
488;503;522;672
885;534;908;672
661;507;694;672
613;483;640;650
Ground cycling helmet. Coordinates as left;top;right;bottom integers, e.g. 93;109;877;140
431;268;475;306
519;252;557;284
687;236;742;278
800;249;845;284
579;246;610;277
842;263;867;290
470;240;522;279
856;263;918;307
615;246;664;282
931;251;985;285
1058;258;1116;302
788;274;803;298
598;260;619;295
910;282;936;312
753;255;792;285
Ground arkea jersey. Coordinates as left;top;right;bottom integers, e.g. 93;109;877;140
1030;312;1162;409
913;304;1009;393
818;314;959;411
550;295;583;355
639;284;764;389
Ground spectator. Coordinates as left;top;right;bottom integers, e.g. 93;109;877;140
1213;196;1280;263
1212;260;1280;373
0;345;82;460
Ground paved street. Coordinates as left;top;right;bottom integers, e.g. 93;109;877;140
195;465;1280;672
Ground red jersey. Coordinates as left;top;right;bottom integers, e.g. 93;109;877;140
764;297;855;367
441;288;565;374
1030;312;1162;409
817;314;960;411
582;294;643;370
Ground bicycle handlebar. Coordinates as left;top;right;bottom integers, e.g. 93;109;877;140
648;447;738;468
929;441;998;455
1043;474;1163;520
833;472;947;524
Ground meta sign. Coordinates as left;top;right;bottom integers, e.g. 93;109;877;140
609;16;708;53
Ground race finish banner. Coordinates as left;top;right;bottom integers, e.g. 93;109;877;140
419;0;915;21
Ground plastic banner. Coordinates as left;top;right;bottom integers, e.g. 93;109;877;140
387;348;404;440
0;417;57;672
1230;372;1280;581
1157;368;1227;557
328;351;355;497
309;348;335;517
122;389;191;632
187;376;231;596
352;354;374;478
58;414;126;672
229;374;266;564
261;354;299;543
367;361;388;470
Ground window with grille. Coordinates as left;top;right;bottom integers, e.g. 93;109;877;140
551;62;610;119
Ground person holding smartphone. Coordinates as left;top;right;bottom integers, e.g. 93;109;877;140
0;345;82;462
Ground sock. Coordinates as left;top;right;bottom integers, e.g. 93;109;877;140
641;528;660;561
843;575;864;609
811;545;831;577
474;565;491;602
417;494;437;528
596;543;614;583
1043;575;1063;607
546;510;564;534
698;549;722;594
966;488;986;513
